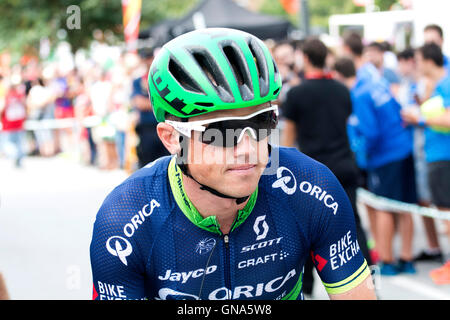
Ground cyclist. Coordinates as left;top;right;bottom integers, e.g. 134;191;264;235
90;28;376;300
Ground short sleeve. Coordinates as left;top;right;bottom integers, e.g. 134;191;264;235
282;87;302;123
435;79;450;108
90;183;148;300
308;165;370;295
130;77;145;99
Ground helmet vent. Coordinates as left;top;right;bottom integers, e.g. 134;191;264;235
168;57;204;94
272;57;280;82
191;50;234;102
223;46;244;86
222;43;253;101
248;39;269;97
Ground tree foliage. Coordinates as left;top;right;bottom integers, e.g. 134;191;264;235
0;0;199;56
0;0;400;57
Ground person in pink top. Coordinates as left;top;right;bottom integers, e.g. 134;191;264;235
0;78;27;168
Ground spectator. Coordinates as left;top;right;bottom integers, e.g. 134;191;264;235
73;77;97;166
423;24;450;71
364;41;401;97
401;43;450;283
341;32;379;263
325;47;337;73
281;37;372;296
0;74;5;155
396;48;417;109
381;41;398;71
0;76;27;168
109;60;131;169
50;68;76;154
342;32;365;70
397;48;444;263
131;48;169;168
333;51;417;276
272;41;300;113
26;77;56;157
291;39;306;81
89;70;117;170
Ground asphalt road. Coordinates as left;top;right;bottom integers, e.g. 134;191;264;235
0;155;449;300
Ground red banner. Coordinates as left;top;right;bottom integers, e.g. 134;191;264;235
122;0;142;53
353;0;369;6
279;0;299;14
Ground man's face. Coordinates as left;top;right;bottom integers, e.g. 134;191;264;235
144;56;154;69
424;29;443;48
397;58;415;78
273;44;295;75
183;103;272;198
415;51;429;77
364;47;384;69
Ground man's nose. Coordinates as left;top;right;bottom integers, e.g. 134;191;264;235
234;128;257;156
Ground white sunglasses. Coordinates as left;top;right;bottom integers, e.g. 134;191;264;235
165;104;278;147
165;104;278;137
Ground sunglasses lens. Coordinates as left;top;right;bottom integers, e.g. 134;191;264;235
199;110;277;148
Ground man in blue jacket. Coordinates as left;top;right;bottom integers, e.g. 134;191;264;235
334;41;417;275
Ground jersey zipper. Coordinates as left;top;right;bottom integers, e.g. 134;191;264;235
223;234;232;299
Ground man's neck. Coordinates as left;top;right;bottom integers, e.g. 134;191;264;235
345;77;357;90
182;172;250;234
304;64;325;77
354;56;364;71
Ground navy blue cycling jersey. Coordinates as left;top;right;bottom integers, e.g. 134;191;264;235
90;147;369;300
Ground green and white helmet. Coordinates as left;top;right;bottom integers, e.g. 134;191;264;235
148;28;282;122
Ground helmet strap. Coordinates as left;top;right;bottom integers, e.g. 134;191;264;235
178;162;250;205
175;131;272;205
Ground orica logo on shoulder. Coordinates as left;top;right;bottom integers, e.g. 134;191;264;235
271;166;297;195
299;181;338;215
105;199;160;265
123;199;160;238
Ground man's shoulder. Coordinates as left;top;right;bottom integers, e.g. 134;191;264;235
354;77;390;106
262;147;338;191
94;156;173;227
90;158;173;272
323;79;351;100
288;79;322;94
436;73;450;93
353;81;372;98
293;78;348;96
125;156;172;182
272;145;333;167
260;146;342;216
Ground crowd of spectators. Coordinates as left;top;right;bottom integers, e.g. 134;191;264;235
0;43;167;171
273;24;450;289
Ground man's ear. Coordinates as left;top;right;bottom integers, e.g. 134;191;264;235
156;122;181;155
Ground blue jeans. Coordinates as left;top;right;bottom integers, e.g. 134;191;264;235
0;130;25;166
115;130;126;169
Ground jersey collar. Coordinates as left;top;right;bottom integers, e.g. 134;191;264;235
167;156;258;235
